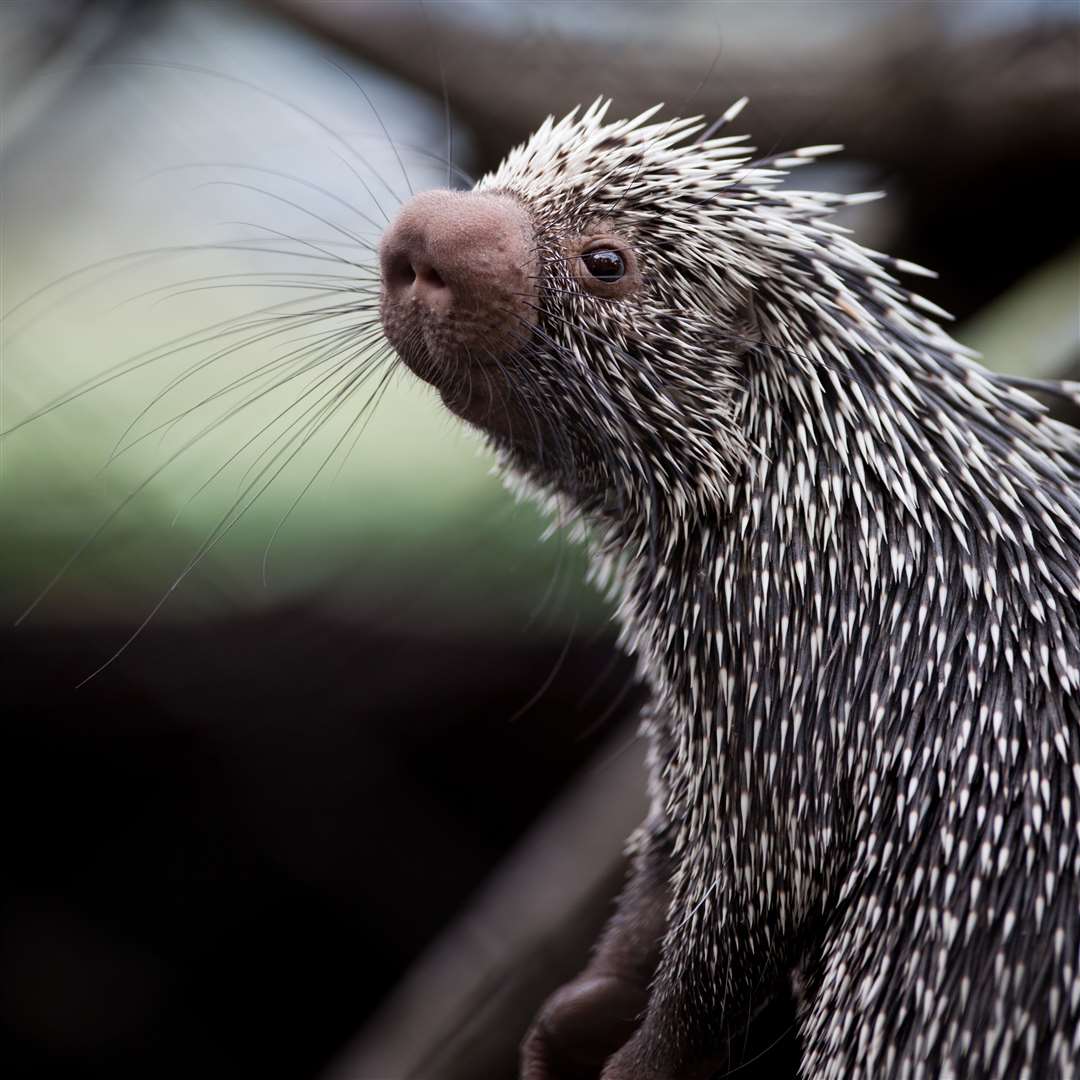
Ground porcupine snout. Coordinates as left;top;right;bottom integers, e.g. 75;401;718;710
379;190;539;400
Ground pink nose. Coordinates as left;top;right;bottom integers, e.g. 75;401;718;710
379;189;539;377
379;203;458;318
381;236;452;312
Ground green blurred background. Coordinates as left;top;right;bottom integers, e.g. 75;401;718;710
1;0;601;635
1;2;1077;1079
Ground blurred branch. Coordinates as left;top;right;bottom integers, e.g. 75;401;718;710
963;242;1080;382
257;1;1080;181
323;719;648;1080
0;0;142;158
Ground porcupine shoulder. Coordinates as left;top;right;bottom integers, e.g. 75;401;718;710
377;100;1080;1079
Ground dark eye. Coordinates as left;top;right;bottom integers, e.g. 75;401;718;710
581;248;626;283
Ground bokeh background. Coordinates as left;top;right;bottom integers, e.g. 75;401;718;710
2;2;1077;1078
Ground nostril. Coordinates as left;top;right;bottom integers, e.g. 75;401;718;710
385;254;416;292
383;250;450;296
415;263;446;290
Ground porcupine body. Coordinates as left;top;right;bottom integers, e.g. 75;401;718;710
377;100;1080;1078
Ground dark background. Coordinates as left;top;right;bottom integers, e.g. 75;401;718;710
1;2;1078;1078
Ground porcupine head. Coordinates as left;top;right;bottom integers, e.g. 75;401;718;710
379;99;1080;1078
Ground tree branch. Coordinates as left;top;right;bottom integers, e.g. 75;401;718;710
258;1;1080;182
323;720;648;1080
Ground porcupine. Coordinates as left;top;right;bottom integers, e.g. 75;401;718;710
377;99;1080;1079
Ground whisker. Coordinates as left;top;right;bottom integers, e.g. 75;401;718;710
233;333;386;493
70;388;346;687
219;220;368;268
418;0;455;189
108;59;399;221
138;281;367;310
1;237;362;345
333;345;402;481
107;316;379;466
199;180;378;252
154;160;387;233
2;292;374;438
508;607;581;725
261;352;400;585
169;342;379;526
327;59;415;199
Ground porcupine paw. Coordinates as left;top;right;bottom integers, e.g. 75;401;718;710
520;973;648;1080
598;1044;729;1080
596;1018;735;1080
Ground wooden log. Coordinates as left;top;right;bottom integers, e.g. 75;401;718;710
323;719;648;1080
258;1;1080;182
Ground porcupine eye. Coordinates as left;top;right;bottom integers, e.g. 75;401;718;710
582;248;625;282
572;237;639;298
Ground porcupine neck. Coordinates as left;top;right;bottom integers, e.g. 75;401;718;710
574;266;1080;939
379;99;1080;1066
